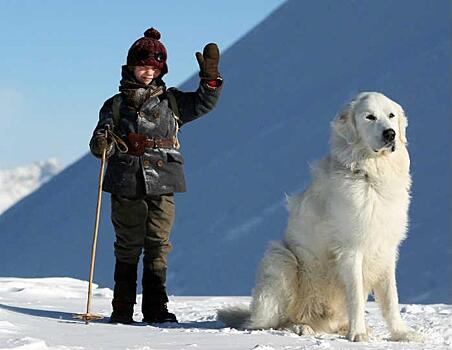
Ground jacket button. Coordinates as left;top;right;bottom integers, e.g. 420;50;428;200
143;160;150;167
156;159;164;167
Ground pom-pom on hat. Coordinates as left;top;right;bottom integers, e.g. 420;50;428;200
127;28;168;75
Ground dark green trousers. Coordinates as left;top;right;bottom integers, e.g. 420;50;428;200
111;193;175;271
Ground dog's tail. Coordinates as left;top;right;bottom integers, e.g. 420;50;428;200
217;305;251;329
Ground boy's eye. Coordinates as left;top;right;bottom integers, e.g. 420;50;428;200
366;114;377;121
389;113;395;118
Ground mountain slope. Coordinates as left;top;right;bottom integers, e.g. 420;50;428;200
1;0;450;303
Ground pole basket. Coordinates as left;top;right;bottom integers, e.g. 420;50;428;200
73;313;104;323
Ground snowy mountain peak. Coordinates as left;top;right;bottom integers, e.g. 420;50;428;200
0;159;63;214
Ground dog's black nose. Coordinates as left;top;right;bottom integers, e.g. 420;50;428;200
383;128;396;142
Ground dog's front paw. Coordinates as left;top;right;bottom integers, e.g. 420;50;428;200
347;331;369;342
288;324;316;336
390;329;424;342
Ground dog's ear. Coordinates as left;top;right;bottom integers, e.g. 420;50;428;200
332;106;358;144
398;109;408;144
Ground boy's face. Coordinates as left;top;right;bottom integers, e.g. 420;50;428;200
133;66;161;85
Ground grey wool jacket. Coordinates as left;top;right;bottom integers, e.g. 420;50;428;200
90;66;222;198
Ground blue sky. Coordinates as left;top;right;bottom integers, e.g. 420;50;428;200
0;0;284;168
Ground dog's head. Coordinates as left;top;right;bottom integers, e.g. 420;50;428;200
331;92;408;155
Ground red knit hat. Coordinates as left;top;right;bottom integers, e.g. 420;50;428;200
127;28;168;75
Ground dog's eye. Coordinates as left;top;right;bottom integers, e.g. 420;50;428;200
389;113;395;119
366;114;377;121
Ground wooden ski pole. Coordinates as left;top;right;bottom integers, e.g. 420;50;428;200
75;133;108;323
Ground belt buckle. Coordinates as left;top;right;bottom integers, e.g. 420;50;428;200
153;137;162;148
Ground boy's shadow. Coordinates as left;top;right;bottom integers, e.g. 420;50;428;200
0;303;224;329
0;303;101;324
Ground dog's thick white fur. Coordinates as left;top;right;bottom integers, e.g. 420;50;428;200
218;92;423;342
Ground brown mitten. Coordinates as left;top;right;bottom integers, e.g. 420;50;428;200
195;43;220;80
90;135;110;157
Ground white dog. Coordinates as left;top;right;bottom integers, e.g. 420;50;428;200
218;92;422;342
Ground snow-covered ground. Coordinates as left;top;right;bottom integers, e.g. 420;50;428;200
0;159;63;214
0;278;450;350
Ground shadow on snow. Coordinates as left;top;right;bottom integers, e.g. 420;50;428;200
0;303;224;329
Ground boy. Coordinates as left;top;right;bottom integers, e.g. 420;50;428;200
89;27;222;324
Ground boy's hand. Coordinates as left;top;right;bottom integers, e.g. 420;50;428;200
195;43;220;80
91;135;110;156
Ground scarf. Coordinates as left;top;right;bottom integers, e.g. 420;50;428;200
119;65;165;109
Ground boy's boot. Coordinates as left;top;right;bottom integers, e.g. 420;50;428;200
141;268;178;323
109;260;138;324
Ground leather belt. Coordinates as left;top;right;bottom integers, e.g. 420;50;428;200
127;133;175;156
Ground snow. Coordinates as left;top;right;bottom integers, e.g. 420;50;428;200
0;278;450;350
0;159;62;215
